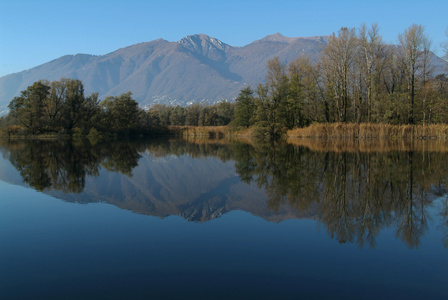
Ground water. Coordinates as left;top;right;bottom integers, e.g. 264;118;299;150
0;138;447;299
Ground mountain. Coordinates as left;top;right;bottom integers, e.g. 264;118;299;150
0;33;329;111
0;33;447;113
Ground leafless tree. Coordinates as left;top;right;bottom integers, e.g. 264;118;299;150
398;24;431;124
358;23;386;122
321;27;357;122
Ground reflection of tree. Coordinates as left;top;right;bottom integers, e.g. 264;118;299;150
0;139;143;193
229;141;448;249
100;141;141;176
1;137;447;248
394;152;428;248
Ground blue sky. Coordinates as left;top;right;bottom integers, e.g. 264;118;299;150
1;0;447;77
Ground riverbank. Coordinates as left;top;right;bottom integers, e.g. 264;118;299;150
170;123;448;140
287;138;448;152
4;123;448;141
286;123;448;140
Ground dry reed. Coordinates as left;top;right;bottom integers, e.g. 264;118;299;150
287;138;448;153
168;126;233;139
287;123;448;140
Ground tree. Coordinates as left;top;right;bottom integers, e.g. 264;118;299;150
252;57;290;138
398;24;431;124
83;92;100;131
321;27;357;122
233;87;255;127
45;79;67;130
288;56;324;126
215;101;234;126
185;103;201;126
357;23;385;122
265;57;290;129
8;80;50;134
111;92;140;134
63;79;86;133
169;106;185;125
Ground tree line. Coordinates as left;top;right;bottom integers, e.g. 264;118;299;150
146;102;234;127
0;77;236;137
232;24;448;138
0;78;154;137
1;23;447;138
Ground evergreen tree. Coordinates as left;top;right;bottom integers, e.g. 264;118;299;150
233;87;255;127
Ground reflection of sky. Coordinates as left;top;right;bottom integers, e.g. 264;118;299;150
1;180;448;299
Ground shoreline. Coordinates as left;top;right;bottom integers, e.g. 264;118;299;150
3;123;448;141
286;123;448;140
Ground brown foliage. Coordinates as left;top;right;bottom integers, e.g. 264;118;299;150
287;123;448;140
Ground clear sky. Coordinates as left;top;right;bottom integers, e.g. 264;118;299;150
0;0;447;77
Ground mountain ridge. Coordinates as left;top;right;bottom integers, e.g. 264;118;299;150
0;33;446;113
0;33;330;111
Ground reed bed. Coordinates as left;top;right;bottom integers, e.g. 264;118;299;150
168;126;233;139
175;136;233;145
287;123;448;140
287;138;448;153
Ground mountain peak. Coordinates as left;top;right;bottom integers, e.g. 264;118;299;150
254;33;298;44
5;33;445;111
178;34;228;51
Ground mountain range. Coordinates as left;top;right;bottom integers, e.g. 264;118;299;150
0;33;447;113
0;33;327;112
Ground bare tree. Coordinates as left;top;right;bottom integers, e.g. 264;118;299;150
398;24;431;124
358;23;385;122
321;27;357;122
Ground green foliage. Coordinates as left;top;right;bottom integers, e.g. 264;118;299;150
146;101;235;128
110;92;140;134
4;78;152;137
63;79;85;133
8;80;50;134
233;87;255;127
185;103;201;126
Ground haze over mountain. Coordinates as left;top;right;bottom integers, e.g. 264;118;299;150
0;33;327;112
0;33;446;114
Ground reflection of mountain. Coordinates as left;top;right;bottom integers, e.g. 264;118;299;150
52;154;302;223
1;138;448;248
0;139;312;223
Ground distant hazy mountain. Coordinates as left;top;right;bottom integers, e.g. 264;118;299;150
0;33;446;112
0;33;329;111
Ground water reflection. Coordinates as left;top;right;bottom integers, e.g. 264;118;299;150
1;137;448;248
234;140;448;248
1;139;144;193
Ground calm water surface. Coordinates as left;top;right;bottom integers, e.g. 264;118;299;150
0;138;447;299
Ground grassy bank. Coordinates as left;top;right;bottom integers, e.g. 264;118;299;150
5;123;448;141
287;123;448;140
